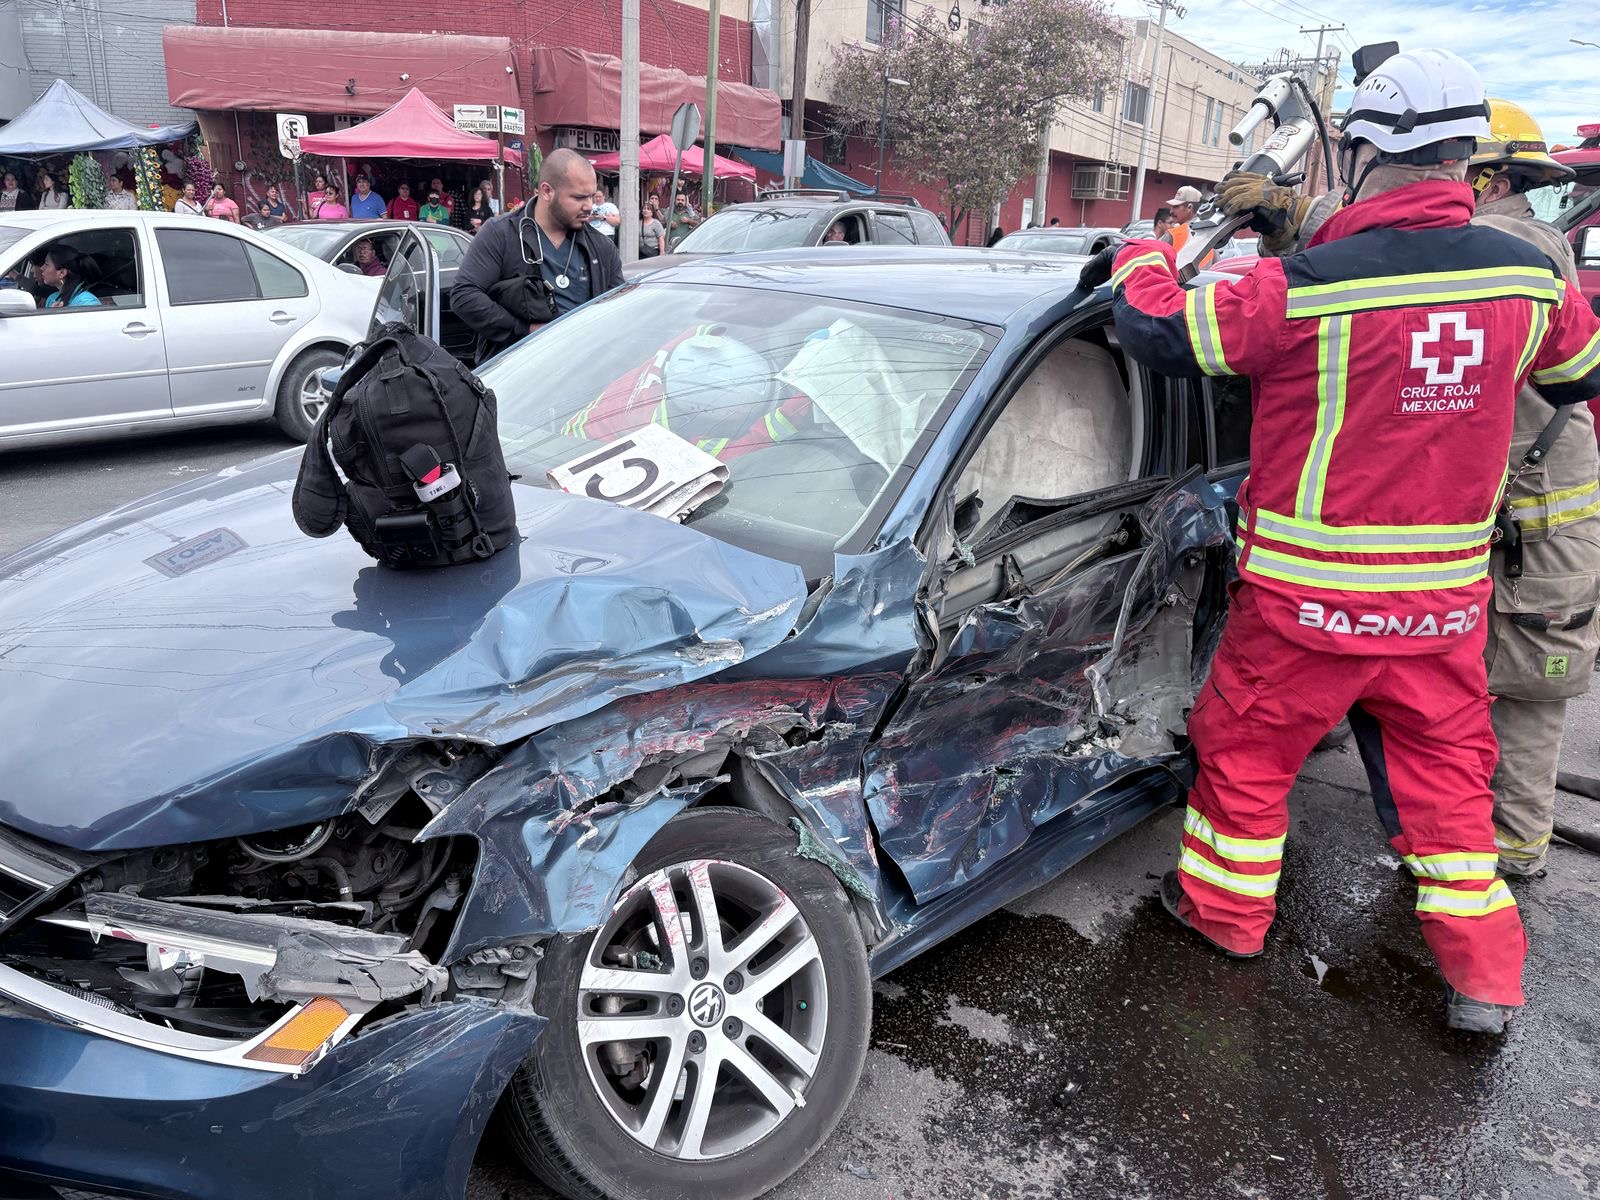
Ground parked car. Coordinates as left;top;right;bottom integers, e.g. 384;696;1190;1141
994;225;1123;255
0;211;421;447
625;189;951;279
0;246;1249;1200
264;219;477;361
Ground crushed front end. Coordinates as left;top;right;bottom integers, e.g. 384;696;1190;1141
0;747;546;1200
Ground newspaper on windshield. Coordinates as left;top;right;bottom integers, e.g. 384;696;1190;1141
547;421;729;522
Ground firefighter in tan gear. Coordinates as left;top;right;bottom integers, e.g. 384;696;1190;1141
1216;98;1600;880
1468;101;1600;877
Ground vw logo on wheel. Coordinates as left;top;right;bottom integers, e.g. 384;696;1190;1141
688;982;726;1027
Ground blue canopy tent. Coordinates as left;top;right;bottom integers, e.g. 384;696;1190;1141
729;147;873;194
0;80;196;155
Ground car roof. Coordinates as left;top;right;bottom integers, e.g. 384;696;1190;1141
644;246;1092;324
279;219;465;234
724;194;926;215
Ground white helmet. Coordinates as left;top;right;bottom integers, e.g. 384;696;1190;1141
1341;48;1491;159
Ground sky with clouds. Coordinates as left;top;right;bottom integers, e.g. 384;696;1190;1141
1111;0;1597;145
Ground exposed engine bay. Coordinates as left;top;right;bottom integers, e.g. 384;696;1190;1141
0;748;484;1044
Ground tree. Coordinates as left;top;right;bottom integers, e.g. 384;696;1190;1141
827;0;1119;230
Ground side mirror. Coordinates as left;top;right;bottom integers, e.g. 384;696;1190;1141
1577;226;1600;269
0;289;36;316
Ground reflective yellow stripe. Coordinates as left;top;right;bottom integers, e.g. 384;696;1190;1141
696;437;730;457
1111;251;1167;290
1183;284;1233;376
1285;267;1563;318
1494;827;1552;854
1179;847;1282;898
1532;325;1600;386
1296;315;1350;521
1401;852;1498;881
652;398;671;430
563;397;599;438
1253;508;1495;554
1184;806;1285;863
1415;880;1517;917
1509;480;1600;530
763;408;798;442
1244;543;1490;592
1516;301;1549;381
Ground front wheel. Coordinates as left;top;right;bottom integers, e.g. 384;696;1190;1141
502;806;872;1200
273;346;345;441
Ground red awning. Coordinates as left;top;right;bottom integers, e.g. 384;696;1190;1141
163;26;520;115
531;47;780;152
297;89;521;165
588;133;754;180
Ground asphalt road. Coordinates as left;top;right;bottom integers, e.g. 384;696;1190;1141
9;428;1600;1200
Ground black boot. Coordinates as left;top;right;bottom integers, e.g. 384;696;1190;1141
1444;985;1517;1034
1159;871;1262;960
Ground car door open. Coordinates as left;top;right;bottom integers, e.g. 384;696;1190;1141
862;315;1233;905
368;227;439;343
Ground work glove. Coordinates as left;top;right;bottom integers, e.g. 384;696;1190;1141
1215;170;1314;255
1078;244;1118;290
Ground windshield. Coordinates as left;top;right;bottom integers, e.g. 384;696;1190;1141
479;282;995;575
0;224;29;260
676;208;821;253
262;225;348;257
996;233;1089;255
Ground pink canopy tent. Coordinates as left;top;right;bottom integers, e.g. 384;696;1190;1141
587;133;755;180
298;88;523;166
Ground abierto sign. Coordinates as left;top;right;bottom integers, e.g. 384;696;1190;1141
453;104;500;133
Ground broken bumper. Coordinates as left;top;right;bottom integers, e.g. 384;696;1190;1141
0;997;545;1200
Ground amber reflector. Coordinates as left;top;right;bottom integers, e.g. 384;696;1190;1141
244;997;351;1067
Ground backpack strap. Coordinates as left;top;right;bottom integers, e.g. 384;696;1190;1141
291;393;349;538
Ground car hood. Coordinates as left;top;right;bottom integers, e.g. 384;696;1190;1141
0;453;807;851
621;251;716;279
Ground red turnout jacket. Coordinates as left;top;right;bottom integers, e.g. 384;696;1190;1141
1112;181;1600;655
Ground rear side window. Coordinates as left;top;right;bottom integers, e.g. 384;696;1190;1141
909;211;946;244
422;229;465;266
244;244;307;299
157;229;258;304
873;212;917;245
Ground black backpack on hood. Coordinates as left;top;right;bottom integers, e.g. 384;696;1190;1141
292;322;517;569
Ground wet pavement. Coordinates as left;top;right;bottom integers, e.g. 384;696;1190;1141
472;735;1600;1199
10;430;1599;1200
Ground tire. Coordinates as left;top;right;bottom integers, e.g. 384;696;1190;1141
273;346;345;441
501;806;871;1200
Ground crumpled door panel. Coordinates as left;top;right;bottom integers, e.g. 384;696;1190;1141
862;473;1232;904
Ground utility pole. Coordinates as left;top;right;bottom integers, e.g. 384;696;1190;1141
1297;26;1342;193
1032;114;1051;226
787;0;811;189
703;0;721;216
1299;24;1344;75
1129;0;1183;222
620;0;640;264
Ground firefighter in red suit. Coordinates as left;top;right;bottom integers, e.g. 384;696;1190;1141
1105;48;1600;1033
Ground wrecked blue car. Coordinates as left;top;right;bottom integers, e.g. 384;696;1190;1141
0;249;1246;1200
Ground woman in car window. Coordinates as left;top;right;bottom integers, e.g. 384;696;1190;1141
35;171;69;210
37;248;100;308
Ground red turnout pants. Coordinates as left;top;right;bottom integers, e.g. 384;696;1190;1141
1178;586;1526;1006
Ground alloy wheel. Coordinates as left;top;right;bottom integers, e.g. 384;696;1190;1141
299;367;329;426
576;859;829;1161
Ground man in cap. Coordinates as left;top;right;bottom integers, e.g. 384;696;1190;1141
1163;185;1203;254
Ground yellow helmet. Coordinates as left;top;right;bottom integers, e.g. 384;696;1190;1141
1470;99;1575;192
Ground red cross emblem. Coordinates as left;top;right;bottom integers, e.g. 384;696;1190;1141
1410;312;1484;386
